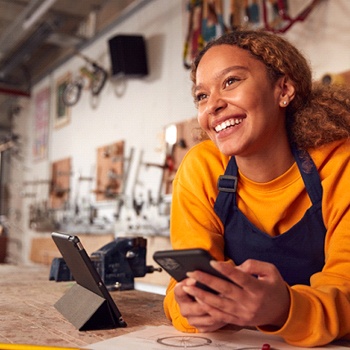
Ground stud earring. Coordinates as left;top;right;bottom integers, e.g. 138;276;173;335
283;101;287;105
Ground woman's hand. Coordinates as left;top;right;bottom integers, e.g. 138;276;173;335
177;259;290;331
174;277;229;332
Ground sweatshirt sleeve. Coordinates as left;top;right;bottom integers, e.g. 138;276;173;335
258;204;350;347
163;278;198;332
258;141;350;346
163;141;228;331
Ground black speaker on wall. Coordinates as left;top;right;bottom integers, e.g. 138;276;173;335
108;34;148;78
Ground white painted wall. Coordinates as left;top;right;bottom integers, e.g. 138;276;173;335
7;0;350;264
284;0;350;79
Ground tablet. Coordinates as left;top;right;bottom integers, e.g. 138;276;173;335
51;231;126;330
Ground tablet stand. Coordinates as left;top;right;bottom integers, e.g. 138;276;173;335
54;283;122;331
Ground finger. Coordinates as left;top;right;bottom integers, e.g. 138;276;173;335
187;267;245;296
210;260;273;290
174;280;196;302
236;259;283;281
182;281;258;327
187;291;244;326
186;314;228;333
181;278;228;307
176;280;213;318
182;282;236;317
219;259;236;267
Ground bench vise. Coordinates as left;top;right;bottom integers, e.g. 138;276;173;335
50;236;161;290
90;236;161;290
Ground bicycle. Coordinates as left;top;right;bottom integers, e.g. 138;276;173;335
62;52;108;107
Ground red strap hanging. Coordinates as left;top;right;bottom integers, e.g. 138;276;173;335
262;0;322;33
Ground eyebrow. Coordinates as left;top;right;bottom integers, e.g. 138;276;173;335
194;65;248;93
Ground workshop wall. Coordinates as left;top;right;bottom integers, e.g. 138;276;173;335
6;0;350;283
9;0;196;268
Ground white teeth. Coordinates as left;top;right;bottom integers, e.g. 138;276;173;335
214;118;242;132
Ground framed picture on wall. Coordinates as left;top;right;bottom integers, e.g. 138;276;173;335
33;86;50;161
55;73;71;128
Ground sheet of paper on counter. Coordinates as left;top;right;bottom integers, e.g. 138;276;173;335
84;325;349;350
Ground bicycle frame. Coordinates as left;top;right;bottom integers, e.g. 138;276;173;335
262;0;321;33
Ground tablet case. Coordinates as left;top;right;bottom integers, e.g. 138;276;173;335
51;232;127;331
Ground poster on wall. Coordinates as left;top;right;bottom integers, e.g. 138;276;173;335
55;73;71;128
33;86;50;161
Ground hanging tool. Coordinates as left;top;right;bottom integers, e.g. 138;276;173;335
262;0;322;33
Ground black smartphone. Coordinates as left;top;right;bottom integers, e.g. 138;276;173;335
153;248;233;294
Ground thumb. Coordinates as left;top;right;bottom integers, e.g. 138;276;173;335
222;258;236;267
210;258;236;272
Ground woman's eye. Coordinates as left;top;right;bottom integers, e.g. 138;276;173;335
225;77;239;87
195;93;207;102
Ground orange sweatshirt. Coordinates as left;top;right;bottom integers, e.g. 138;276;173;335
163;139;350;347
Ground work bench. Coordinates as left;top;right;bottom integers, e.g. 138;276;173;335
3;264;350;350
0;264;169;348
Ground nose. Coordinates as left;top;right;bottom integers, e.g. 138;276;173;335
205;91;227;115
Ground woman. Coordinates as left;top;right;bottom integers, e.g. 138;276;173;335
163;30;350;347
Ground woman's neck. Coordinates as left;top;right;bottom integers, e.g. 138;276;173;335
235;143;295;183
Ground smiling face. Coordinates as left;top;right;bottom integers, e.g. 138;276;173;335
195;44;292;159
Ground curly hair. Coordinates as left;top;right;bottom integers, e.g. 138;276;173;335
190;29;350;150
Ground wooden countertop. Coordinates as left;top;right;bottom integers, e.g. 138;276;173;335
0;264;170;348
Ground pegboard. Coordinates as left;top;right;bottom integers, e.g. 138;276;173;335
50;157;71;209
95;141;125;201
163;117;205;194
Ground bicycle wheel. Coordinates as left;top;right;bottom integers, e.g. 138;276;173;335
91;65;108;96
62;80;83;106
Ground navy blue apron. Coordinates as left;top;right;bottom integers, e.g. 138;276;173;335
214;147;326;286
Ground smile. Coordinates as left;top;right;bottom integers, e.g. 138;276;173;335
214;118;243;132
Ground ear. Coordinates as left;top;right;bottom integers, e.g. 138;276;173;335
277;76;295;108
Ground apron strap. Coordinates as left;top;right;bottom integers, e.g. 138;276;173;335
292;146;323;205
214;146;323;225
214;156;238;225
